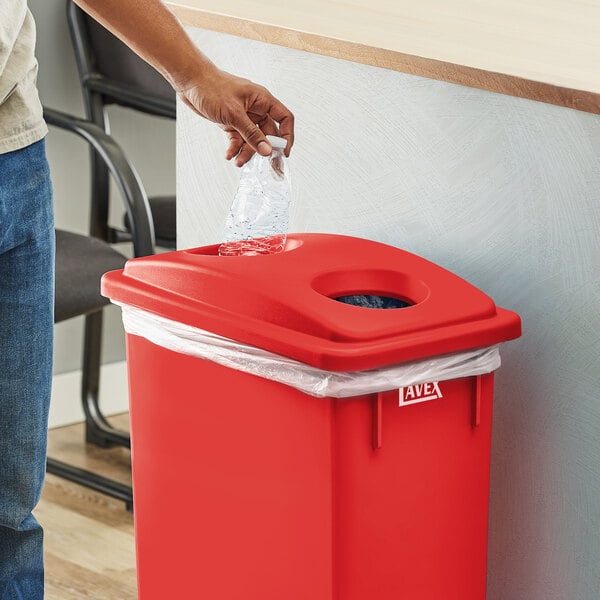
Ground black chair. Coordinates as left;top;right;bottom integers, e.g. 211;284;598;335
45;107;155;509
65;1;176;455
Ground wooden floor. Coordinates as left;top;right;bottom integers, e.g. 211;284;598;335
36;414;138;600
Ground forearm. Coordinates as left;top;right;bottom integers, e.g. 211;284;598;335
72;0;216;90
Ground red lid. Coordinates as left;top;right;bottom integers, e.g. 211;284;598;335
101;234;521;371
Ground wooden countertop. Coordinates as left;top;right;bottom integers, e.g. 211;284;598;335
167;0;600;115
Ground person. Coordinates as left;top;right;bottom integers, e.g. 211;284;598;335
0;1;294;597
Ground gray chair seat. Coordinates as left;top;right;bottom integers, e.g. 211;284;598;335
54;229;127;323
124;194;175;245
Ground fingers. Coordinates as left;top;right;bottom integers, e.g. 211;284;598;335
234;143;255;167
224;130;244;161
232;110;272;156
266;98;295;156
247;95;295;156
224;85;295;166
222;121;264;167
222;127;260;167
233;114;282;166
256;113;281;137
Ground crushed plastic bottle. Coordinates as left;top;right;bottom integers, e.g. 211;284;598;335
219;135;291;256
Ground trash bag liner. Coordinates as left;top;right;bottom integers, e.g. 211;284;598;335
117;303;501;398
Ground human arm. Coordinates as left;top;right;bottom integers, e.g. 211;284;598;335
72;0;294;165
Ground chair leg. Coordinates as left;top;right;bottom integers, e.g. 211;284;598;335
46;457;133;511
82;310;130;448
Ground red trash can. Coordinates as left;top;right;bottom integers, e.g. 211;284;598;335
101;233;521;600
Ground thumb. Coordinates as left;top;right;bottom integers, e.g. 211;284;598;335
233;111;272;156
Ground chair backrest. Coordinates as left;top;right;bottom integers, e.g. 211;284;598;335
65;1;176;247
66;0;176;120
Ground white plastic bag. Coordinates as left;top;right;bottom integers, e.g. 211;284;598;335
117;303;501;398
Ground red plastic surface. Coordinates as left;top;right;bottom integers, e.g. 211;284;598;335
101;234;521;370
127;335;496;600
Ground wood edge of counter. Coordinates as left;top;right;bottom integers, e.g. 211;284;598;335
170;4;600;116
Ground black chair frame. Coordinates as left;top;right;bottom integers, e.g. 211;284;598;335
64;0;176;471
45;107;155;510
66;0;176;248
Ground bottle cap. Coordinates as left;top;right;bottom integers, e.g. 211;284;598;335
266;135;287;150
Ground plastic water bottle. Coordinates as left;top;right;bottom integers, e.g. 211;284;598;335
218;135;291;256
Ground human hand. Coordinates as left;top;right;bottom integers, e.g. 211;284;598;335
177;68;294;167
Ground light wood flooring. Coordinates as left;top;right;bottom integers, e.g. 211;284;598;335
36;414;137;600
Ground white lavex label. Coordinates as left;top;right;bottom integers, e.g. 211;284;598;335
399;382;443;406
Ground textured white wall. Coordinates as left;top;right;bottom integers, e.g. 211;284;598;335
29;0;176;374
178;28;600;600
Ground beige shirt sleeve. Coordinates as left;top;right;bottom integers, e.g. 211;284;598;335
0;3;47;154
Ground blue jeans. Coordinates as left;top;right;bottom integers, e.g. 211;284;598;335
0;139;54;600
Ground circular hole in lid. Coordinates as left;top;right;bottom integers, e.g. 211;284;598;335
333;295;413;309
